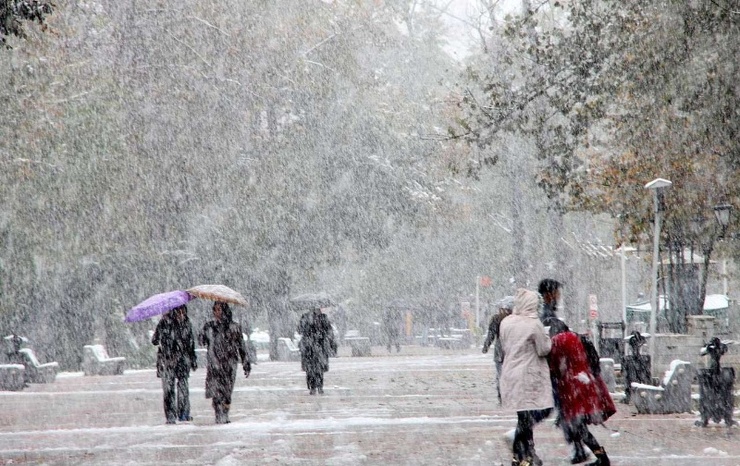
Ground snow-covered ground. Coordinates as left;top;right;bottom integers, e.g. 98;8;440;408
1;345;738;465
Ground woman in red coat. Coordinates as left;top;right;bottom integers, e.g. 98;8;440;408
549;320;615;466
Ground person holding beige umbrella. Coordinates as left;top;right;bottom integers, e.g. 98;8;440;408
189;285;251;424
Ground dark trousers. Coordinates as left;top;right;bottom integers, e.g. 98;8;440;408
306;368;324;391
564;417;602;454
161;372;190;422
514;408;552;461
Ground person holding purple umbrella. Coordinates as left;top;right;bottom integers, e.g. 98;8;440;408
152;305;197;424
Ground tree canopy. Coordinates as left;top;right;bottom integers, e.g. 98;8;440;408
455;0;739;331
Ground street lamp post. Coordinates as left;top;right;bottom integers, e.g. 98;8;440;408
645;178;672;373
713;204;732;238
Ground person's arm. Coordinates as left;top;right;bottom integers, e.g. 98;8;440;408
152;321;163;345
482;317;496;352
236;325;250;377
187;324;197;371
533;322;552;357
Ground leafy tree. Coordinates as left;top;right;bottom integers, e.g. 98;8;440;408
0;0;53;48
0;0;461;366
456;0;740;332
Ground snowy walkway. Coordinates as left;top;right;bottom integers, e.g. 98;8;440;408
1;345;738;465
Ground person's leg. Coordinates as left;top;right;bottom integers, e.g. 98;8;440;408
581;427;610;465
565;418;590;464
222;370;235;423
177;376;191;421
213;397;224;424
317;370;325;394
495;361;503;405
513;411;534;462
161;372;177;424
307;366;318;394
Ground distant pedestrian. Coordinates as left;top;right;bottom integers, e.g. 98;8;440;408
548;320;615;465
538;278;562;327
622;331;649;404
499;288;553;466
152;305;196;424
297;307;337;395
199;301;251;424
382;305;402;353
481;295;514;405
5;333;25;365
333;305;348;343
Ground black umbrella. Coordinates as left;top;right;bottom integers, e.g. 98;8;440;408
290;292;336;310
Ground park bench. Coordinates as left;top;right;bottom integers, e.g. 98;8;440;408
0;364;25;391
277;337;301;361
343;336;371;357
436;336;467;350
631;359;692;414
599;358;617;393
82;344;125;376
18;348;58;383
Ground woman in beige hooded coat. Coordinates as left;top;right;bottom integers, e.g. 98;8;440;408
499;288;554;466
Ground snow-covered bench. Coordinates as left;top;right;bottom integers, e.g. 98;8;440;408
277;338;301;361
343;336;371;357
631;360;692;414
0;364;25;391
436;336;467;350
82;344;125;376
19;348;58;383
599;358;617;393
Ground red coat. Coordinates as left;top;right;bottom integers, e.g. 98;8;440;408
549;331;616;423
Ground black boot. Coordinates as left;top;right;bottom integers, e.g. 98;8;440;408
513;458;534;466
587;448;610;466
214;401;225;424
571;441;589;464
223;403;231;424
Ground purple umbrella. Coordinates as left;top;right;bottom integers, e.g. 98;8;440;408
124;290;194;323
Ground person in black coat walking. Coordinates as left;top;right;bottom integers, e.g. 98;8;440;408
152;305;197;424
199;301;251;424
298;307;337;395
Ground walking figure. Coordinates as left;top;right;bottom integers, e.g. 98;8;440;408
152;305;197;424
298;307;337;395
199;302;251;424
500;288;554;466
383;305;402;353
622;331;650;405
481;296;514;405
549;320;615;465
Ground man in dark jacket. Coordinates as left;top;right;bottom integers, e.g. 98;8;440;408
481;296;514;405
199;302;251;424
382;305;402;353
538;278;562;327
152;305;197;424
298;307;337;395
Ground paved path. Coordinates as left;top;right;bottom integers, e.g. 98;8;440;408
1;345;738;465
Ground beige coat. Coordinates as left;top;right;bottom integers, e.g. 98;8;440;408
499;288;554;412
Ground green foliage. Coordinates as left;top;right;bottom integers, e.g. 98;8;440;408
456;0;740;331
0;0;53;48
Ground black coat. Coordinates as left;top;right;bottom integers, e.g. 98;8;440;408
298;311;337;373
199;319;249;399
152;315;196;379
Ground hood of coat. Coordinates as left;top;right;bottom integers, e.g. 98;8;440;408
512;288;540;319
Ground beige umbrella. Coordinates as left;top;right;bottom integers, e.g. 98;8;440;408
187;284;248;306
